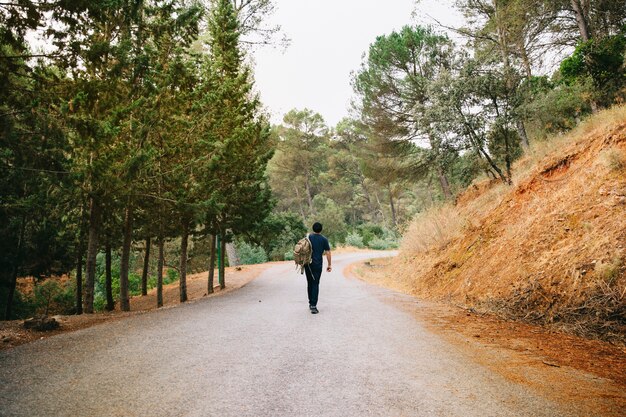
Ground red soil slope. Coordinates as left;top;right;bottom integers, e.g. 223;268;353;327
397;107;626;342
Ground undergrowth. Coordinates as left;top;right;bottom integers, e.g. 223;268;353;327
481;261;625;344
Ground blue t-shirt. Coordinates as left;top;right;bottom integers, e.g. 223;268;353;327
308;233;330;268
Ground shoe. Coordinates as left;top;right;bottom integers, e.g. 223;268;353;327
311;306;319;314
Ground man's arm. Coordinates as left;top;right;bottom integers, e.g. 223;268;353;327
326;250;332;272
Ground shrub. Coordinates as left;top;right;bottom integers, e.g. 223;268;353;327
368;237;389;250
602;149;625;171
147;275;157;290
524;83;593;137
270;243;293;261
236;241;268;265
284;250;294;261
358;223;384;246
94;294;107;312
345;232;365;248
33;280;75;316
128;273;142;296
165;269;179;285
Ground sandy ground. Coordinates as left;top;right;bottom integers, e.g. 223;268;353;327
0;263;275;350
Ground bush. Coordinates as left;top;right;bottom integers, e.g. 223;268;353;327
367;237;394;250
165;269;179;285
284;250;294;261
365;227;399;250
358;223;384;246
128;273;142;296
345;232;365;248
0;287;37;319
560;32;626;107
269;243;292;261
521;81;593;137
33;280;75;316
147;275;157;290
236;241;268;265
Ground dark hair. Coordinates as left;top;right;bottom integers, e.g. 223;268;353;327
312;222;323;233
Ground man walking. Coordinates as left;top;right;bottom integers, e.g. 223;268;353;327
305;222;331;314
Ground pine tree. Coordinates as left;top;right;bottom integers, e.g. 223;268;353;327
203;0;274;288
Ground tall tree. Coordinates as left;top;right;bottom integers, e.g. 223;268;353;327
353;25;457;199
268;109;329;220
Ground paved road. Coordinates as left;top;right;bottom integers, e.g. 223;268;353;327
0;252;580;416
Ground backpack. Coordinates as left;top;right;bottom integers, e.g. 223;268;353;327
293;234;312;274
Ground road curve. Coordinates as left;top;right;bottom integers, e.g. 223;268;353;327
1;252;579;417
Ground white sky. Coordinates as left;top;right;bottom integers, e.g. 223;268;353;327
251;0;464;127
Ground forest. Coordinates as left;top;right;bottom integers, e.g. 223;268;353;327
1;0;625;319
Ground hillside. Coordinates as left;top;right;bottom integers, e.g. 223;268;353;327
383;107;626;343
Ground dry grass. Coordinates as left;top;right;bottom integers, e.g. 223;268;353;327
391;105;626;343
400;205;464;254
601;148;626;172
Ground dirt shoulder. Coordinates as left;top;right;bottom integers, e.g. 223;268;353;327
0;263;274;351
348;257;626;413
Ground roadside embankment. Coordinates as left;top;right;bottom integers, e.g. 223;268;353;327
365;106;626;343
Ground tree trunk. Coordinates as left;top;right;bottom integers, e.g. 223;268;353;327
219;236;226;289
516;119;530;150
387;185;397;228
105;242;114;311
481;147;508;184
225;241;240;267
519;40;533;78
4;216;25;320
293;185;307;223
436;167;453;200
304;176;315;216
75;244;84;315
157;237;164;308
141;237;150;296
359;176;376;219
207;234;216;294
504;128;513;183
374;192;386;224
119;204;133;312
570;0;591;41
457;105;509;184
84;197;100;314
179;223;189;303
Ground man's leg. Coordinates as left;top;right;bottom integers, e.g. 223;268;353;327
309;266;322;307
304;266;315;307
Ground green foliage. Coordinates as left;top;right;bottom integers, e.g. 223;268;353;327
165;269;179;285
14;279;75;317
367;237;398;250
246;212;306;261
356;224;380;246
345;232;365;248
236;241;268;265
487;126;524;168
0;0;283;316
311;196;347;244
520;80;593;136
449;152;483;188
560;32;626;106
